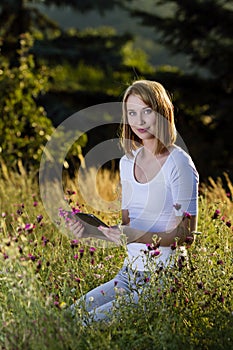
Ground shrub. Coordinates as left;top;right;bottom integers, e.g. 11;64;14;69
0;33;54;170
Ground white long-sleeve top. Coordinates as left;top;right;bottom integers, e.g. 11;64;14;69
120;145;199;271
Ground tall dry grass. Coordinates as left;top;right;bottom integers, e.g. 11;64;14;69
1;160;232;225
62;167;121;226
200;172;233;220
0;164;233;350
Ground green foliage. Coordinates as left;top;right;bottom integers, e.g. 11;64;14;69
0;33;88;171
130;0;233;86
0;170;233;349
48;31;154;95
126;0;233;179
0;33;54;169
0;1;155;172
1;0;232;179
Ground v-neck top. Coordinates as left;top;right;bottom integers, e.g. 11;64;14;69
119;145;199;271
133;146;173;185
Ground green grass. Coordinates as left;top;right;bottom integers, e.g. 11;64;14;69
0;169;233;350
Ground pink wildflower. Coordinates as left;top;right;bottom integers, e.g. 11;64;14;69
212;209;220;219
67;190;76;195
79;248;84;258
183;211;191;219
89;247;96;256
37;215;43;223
151;248;161;257
24;223;35;233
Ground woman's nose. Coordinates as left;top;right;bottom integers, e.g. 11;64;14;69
137;112;145;125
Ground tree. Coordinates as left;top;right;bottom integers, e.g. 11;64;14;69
124;0;233;180
0;33;54;170
129;0;233;90
0;0;154;119
0;33;90;172
0;0;155;172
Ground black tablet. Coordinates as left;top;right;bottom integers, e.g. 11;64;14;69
66;211;109;228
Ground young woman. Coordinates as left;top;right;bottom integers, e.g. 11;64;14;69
69;80;199;323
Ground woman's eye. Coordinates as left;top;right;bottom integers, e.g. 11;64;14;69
143;108;152;115
128;111;136;117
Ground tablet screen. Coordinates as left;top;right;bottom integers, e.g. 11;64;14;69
74;213;109;228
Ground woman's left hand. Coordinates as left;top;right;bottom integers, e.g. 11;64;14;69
98;225;122;245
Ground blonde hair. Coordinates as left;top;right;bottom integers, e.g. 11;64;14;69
120;80;177;156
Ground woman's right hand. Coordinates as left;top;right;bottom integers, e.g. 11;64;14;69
68;220;85;239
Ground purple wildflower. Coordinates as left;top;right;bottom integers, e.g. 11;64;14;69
67;190;76;195
70;239;79;248
71;207;81;214
54;301;59;307
24;223;35;233
89;247;96;256
217;295;224;303
36;260;42;272
226;220;231;228
151;248;161;257
42;236;48;246
212;209;220;219
28;253;36;262
217;259;224;265
183;211;192;219
177;255;185;270
146;240;160;251
185;236;194;245
146;243;153;251
79;248;84;258
37;215;43;223
170;241;177;250
58;208;67;217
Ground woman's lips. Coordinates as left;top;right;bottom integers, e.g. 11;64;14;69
137;128;148;133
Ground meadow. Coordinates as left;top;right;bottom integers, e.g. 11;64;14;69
0;167;232;350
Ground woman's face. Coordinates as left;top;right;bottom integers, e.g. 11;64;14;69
126;94;157;141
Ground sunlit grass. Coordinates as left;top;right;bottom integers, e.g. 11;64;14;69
0;166;232;350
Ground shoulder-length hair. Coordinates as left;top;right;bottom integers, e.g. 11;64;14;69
120;80;177;156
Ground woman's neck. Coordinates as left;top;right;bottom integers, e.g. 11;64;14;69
142;139;158;154
142;140;170;160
